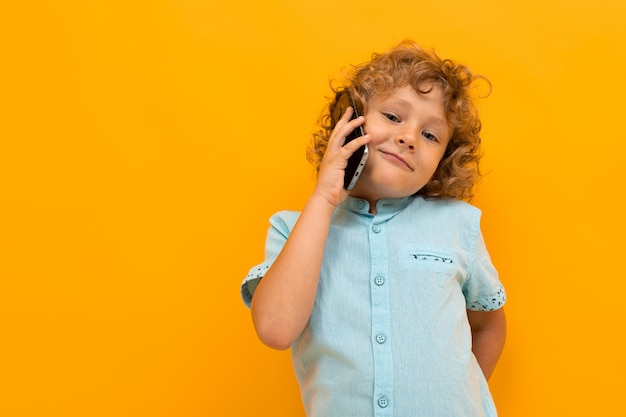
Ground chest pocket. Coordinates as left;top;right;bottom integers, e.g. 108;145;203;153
392;249;466;319
397;249;462;292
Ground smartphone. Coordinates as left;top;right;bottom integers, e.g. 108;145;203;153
331;91;369;190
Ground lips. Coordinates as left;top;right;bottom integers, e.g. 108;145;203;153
380;150;412;170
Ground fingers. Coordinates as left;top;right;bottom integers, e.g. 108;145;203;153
331;134;370;164
328;107;368;151
313;108;371;206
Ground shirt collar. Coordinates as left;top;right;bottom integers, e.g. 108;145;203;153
343;195;413;215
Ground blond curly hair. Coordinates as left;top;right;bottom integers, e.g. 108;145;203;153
307;40;490;201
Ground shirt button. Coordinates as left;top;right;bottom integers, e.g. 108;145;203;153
356;200;365;209
375;334;386;344
372;225;381;233
378;396;389;408
374;276;385;286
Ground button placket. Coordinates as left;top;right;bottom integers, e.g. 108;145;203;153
369;221;393;416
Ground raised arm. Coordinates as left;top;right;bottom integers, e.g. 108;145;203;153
467;308;507;380
250;108;370;350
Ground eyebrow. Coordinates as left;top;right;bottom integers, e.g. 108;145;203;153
426;117;449;132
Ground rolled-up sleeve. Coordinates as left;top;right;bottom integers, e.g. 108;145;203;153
240;210;300;308
463;228;506;311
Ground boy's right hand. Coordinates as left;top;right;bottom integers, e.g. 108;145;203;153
313;107;371;209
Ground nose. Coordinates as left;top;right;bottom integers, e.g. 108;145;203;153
396;126;418;150
397;137;415;151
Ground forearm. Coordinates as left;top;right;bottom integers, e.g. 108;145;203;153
251;107;369;350
251;194;336;350
468;308;507;380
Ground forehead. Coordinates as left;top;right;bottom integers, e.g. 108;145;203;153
370;82;443;102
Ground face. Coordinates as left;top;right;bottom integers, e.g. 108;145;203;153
349;84;451;205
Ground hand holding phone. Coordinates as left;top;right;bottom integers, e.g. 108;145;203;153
331;91;369;190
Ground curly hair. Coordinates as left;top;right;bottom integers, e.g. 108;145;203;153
307;40;490;201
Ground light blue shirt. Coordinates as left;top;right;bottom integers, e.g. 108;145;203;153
242;196;505;417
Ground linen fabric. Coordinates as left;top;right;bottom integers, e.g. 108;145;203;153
242;196;505;417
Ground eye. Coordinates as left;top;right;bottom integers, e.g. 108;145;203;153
422;131;439;142
383;112;400;123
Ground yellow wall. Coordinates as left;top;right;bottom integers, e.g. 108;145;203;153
1;1;625;416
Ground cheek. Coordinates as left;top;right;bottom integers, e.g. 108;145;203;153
418;151;445;174
363;124;386;144
427;153;443;176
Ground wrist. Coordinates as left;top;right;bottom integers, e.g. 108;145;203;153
306;192;341;216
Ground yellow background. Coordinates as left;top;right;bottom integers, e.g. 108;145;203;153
1;0;625;416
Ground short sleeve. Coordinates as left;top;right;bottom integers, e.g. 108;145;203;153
463;229;506;312
240;210;300;308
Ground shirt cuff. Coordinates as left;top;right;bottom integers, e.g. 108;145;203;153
241;263;271;308
467;285;506;311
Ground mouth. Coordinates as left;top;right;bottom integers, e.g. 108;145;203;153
380;150;413;170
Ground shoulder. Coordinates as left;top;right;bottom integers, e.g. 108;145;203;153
401;197;483;243
268;210;301;233
408;197;481;219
